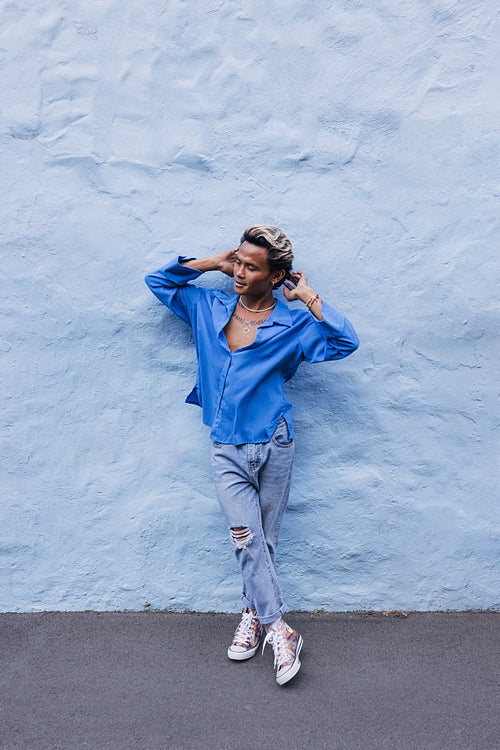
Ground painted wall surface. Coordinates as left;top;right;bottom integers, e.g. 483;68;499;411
1;0;498;612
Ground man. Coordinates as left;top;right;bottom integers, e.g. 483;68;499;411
145;225;359;685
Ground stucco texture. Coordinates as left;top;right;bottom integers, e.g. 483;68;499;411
1;0;498;612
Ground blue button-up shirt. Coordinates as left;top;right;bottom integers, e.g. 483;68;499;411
145;256;359;444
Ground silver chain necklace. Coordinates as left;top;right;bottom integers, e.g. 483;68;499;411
239;296;277;313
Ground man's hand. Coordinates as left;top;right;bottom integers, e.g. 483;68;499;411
283;270;323;320
180;247;237;274
216;247;237;277
283;270;310;302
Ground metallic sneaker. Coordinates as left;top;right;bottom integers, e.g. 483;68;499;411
227;608;263;660
263;620;303;685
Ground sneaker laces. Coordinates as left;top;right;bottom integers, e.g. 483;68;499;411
262;623;291;670
233;610;257;646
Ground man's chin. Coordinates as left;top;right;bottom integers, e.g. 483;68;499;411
234;282;245;294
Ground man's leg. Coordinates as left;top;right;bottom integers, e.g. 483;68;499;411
257;416;295;566
253;418;303;685
211;426;302;684
211;440;287;624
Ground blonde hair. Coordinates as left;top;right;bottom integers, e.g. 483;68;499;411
240;225;294;288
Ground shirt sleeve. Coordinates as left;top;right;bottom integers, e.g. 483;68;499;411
298;301;359;363
144;255;205;326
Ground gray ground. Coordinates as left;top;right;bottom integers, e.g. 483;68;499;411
0;611;498;749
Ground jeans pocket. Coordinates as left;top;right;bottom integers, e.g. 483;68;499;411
271;416;293;447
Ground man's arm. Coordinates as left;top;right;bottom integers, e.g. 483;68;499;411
145;249;236;326
283;270;324;320
145;256;206;325
284;270;359;361
180;248;237;276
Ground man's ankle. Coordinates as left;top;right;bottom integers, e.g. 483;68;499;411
264;617;284;633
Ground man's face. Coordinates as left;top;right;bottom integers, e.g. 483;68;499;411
233;241;282;297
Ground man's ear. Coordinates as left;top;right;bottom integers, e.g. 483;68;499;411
272;269;286;285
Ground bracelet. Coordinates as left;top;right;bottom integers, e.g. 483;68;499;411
306;293;320;311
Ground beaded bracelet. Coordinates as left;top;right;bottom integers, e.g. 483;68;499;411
306;293;320;311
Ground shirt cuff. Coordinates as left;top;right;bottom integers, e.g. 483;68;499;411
160;255;203;282
316;300;346;334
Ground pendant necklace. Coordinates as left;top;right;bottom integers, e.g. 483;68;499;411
235;296;277;333
233;311;266;334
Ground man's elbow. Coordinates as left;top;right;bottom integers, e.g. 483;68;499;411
349;333;360;353
144;273;159;292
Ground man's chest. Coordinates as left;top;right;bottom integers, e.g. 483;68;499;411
195;299;299;363
223;312;259;351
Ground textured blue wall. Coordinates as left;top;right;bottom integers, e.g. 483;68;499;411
1;1;499;612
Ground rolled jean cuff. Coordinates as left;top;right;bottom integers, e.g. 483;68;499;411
241;594;255;612
254;603;288;626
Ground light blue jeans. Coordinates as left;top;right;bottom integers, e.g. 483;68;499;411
211;416;294;625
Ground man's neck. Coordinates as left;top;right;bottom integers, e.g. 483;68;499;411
239;292;276;312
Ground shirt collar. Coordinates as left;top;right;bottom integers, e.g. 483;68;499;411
212;291;292;329
259;297;292;328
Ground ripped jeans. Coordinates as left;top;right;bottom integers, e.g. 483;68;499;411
211;416;294;625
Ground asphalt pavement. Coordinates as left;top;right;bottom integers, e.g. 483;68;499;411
1;610;498;749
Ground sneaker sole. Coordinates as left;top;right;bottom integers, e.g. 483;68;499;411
276;634;303;685
227;641;260;661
